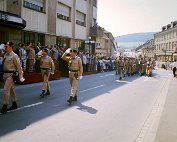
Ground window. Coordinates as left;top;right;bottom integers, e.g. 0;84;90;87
23;0;45;12
76;11;86;26
95;42;101;48
24;32;35;44
57;3;71;21
93;0;97;7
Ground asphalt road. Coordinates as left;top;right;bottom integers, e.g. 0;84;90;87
0;69;172;142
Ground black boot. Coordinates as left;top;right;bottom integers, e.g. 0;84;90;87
73;96;77;101
45;90;50;96
40;90;45;98
7;102;17;111
0;104;7;114
67;96;73;104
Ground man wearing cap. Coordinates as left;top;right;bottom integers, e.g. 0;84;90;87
0;42;25;114
39;48;55;98
62;47;83;104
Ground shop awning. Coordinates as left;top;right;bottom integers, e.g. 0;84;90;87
0;10;26;29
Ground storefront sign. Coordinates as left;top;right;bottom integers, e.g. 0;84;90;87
0;12;23;24
0;13;8;21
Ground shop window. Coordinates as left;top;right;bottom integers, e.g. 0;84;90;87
24;32;30;44
38;34;44;46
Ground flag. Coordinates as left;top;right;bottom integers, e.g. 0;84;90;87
116;41;119;48
113;42;118;53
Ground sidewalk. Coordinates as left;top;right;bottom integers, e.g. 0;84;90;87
154;75;177;142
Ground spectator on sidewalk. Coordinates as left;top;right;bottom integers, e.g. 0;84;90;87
26;42;35;72
172;60;177;77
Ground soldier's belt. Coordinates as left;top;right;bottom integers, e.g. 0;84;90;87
41;68;50;70
3;71;16;73
69;69;78;72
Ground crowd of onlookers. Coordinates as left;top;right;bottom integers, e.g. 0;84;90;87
0;42;116;75
1;42;177;77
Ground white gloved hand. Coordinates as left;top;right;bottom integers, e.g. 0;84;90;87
65;48;71;53
20;77;25;82
51;72;54;75
78;75;83;80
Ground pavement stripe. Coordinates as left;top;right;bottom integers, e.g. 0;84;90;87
99;74;114;77
79;84;105;93
2;102;44;114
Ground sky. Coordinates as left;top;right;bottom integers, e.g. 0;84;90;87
97;0;177;37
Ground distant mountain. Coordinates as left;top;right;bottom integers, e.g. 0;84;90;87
115;32;157;42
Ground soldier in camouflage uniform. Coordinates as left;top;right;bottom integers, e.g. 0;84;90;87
40;48;55;98
140;58;147;76
146;58;153;77
128;58;133;76
118;56;124;80
114;57;118;75
124;58;128;77
0;42;25;114
62;48;83;104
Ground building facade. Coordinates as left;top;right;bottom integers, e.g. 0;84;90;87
90;24;115;57
0;0;98;50
154;21;177;61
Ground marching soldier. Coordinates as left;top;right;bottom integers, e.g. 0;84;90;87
40;48;55;98
0;42;25;114
124;58;128;77
62;48;83;104
146;58;153;77
140;58;146;76
128;58;133;76
114;57;118;75
118;56;124;80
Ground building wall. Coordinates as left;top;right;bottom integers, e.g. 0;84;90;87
76;0;87;13
59;0;73;6
95;37;108;56
6;0;22;16
56;19;72;37
45;34;56;45
93;6;97;20
154;25;177;61
0;0;6;11
0;0;98;49
75;25;87;40
48;0;57;35
22;8;47;33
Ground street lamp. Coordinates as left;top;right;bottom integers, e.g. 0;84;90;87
85;36;95;54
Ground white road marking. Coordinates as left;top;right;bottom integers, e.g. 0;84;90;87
100;74;114;78
79;84;105;93
115;80;130;83
5;102;44;113
144;78;159;82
